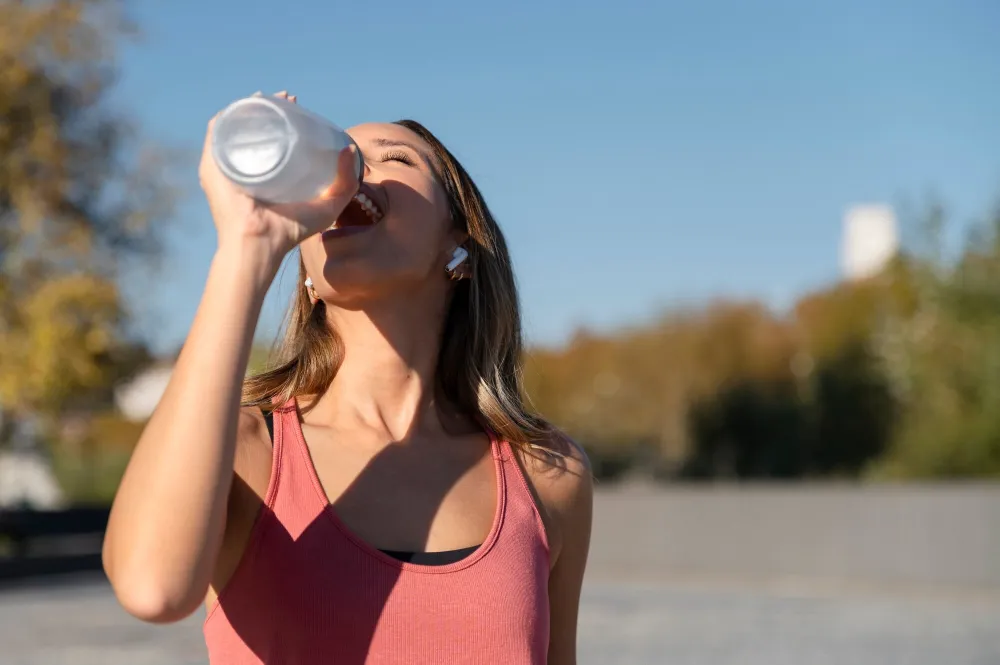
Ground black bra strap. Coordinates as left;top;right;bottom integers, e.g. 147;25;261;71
262;408;275;443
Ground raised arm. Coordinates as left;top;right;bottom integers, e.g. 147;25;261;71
102;94;358;623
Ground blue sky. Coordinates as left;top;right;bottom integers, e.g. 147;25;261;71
112;0;1000;354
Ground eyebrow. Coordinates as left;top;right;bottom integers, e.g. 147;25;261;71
372;137;416;149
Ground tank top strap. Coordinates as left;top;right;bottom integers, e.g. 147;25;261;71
485;431;552;556
263;398;330;539
490;436;527;502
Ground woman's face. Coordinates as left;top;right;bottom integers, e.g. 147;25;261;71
299;122;460;306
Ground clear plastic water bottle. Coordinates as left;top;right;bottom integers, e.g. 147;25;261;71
211;94;363;204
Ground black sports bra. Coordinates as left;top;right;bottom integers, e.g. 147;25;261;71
261;409;480;566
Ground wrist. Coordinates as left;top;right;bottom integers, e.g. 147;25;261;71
211;239;284;298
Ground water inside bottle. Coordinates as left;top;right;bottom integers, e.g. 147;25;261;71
216;102;291;177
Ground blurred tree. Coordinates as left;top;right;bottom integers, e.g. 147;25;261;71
527;199;1000;481
525;302;804;478
787;269;912;477
808;342;896;475
0;0;175;447
528;285;905;480
683;379;806;479
873;205;1000;478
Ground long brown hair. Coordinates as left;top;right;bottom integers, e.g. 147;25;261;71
242;120;554;449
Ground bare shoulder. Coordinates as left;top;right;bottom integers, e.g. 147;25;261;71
518;431;592;505
513;430;594;563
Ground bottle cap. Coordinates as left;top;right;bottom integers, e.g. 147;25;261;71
212;98;292;181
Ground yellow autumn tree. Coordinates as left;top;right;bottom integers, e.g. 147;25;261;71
0;0;175;447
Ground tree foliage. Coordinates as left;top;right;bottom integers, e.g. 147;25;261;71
0;0;173;443
873;207;1000;478
526;202;1000;480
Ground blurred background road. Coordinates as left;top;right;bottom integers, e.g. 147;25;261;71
4;574;999;665
3;485;999;664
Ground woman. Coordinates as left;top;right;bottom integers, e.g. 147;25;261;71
103;92;593;665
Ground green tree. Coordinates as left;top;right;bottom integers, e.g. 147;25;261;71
0;0;175;448
874;205;1000;478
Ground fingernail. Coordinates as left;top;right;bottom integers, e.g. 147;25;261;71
251;90;263;97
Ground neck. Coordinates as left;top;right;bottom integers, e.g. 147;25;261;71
309;292;459;442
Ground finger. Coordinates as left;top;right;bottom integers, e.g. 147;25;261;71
289;94;298;103
294;146;361;222
319;145;361;200
258;146;359;228
199;112;222;184
276;90;289;98
262;148;359;234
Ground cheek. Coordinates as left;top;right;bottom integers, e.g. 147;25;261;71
382;182;452;252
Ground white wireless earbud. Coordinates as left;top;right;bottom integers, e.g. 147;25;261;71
304;276;313;288
446;247;469;272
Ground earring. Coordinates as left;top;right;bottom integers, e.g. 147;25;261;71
445;247;469;281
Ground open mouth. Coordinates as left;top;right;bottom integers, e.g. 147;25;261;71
327;184;384;231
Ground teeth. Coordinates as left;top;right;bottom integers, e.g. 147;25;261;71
353;192;381;221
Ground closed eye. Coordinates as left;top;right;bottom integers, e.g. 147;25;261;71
380;150;415;166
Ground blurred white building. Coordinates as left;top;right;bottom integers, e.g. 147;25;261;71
0;450;65;508
0;416;64;508
841;204;899;281
114;362;173;422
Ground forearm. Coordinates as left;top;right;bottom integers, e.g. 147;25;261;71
103;243;279;622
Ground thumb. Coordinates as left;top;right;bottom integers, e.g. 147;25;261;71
320;144;361;201
263;144;360;237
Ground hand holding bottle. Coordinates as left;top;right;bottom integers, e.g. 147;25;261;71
198;91;361;263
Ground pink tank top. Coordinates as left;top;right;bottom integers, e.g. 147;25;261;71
203;399;551;664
